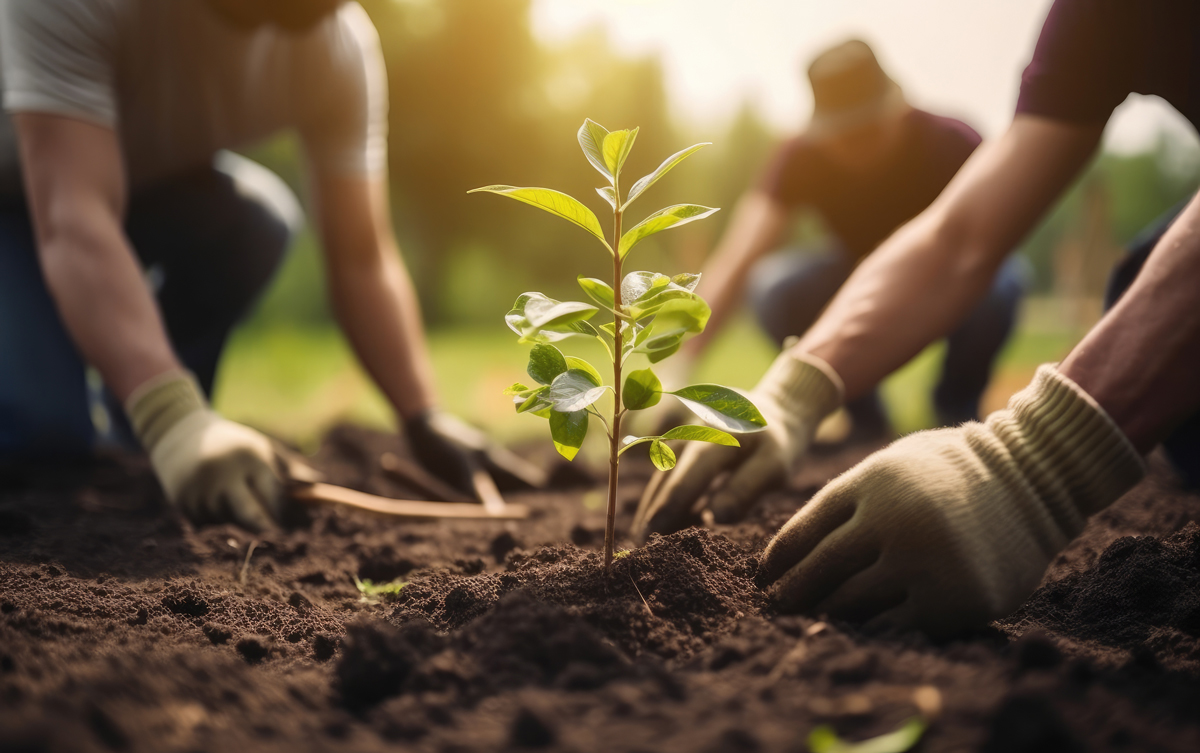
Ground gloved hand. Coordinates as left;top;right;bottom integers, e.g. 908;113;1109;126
127;371;286;531
404;410;546;499
632;351;844;541
759;365;1146;636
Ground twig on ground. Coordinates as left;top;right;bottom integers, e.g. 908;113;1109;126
239;540;260;586
629;574;653;617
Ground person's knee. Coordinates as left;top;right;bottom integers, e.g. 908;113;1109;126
746;248;849;344
214;151;303;270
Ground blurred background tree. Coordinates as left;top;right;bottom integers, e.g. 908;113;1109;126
218;0;1200;449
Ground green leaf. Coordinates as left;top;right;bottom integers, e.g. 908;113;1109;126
671;272;701;292
661;425;740;447
515;386;552;414
596;185;617;209
618;434;659;455
354;575;407;603
623;142;711;209
668;384;767;433
527;343;567;385
577;119;613;183
620;271;673;305
628;288;707;322
635;330;684;364
602;127;638;177
807;718;926;753
549;409;588;461
506;293;599;343
565;356;604;387
577;276;616;309
648;440;676;471
469;185;611;253
619;204;719;259
622;368;662;411
503;382;531;395
634;296;711;341
548;369;608;412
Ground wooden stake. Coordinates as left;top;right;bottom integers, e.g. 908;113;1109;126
292;482;528;520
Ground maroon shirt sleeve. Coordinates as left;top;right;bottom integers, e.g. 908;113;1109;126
1016;0;1129;124
758;137;815;208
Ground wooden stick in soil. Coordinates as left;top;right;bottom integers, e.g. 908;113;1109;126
292;482;528;520
605;182;624;572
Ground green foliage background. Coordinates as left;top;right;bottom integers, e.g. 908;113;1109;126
218;0;1200;447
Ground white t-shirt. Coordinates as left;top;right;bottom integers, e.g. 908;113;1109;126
0;0;387;198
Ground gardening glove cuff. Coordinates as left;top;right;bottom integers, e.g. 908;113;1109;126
633;351;844;538
126;370;284;532
126;369;207;451
985;364;1146;534
755;349;845;434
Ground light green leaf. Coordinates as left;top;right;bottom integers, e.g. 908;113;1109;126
577;119;613;183
807;718;927;753
619;204;719;259
354;575;407;604
635;330;684;364
515;386;552;414
527;343;567;385
618;434;659;455
668;384;767;433
549;409;588;461
469;185;611;252
637;297;711;341
623;142;711;209
671;272;701;292
596;185;617;209
565;356;604;387
622;368;662;411
548;370;609;412
620;271;673;305
577;277;616;309
602;127;638;177
661;425;740;447
503;382;531;395
648;440;676;471
507;293;600;343
628;288;708;322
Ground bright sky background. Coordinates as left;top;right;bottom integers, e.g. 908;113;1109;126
530;0;1200;155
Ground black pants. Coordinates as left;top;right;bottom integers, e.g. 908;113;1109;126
0;151;300;456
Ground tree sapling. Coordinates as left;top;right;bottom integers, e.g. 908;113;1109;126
471;119;766;569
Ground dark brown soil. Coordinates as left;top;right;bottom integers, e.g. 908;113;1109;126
2;425;1200;752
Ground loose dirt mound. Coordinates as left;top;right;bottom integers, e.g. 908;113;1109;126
2;426;1200;752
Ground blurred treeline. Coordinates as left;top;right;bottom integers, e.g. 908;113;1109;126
243;0;1199;333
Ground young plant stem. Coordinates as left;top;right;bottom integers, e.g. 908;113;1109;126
605;182;624;571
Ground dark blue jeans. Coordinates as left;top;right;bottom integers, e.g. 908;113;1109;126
1105;201;1200;488
747;244;1030;431
0;152;300;458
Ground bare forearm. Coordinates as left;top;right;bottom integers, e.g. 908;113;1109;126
792;117;1103;401
328;246;438;421
39;227;181;401
1060;193;1200;452
794;211;1003;400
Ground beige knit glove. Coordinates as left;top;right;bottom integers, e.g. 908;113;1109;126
759;365;1146;636
632;351;844;541
127;371;284;531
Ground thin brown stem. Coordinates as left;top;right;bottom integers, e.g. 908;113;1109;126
605;179;624;572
